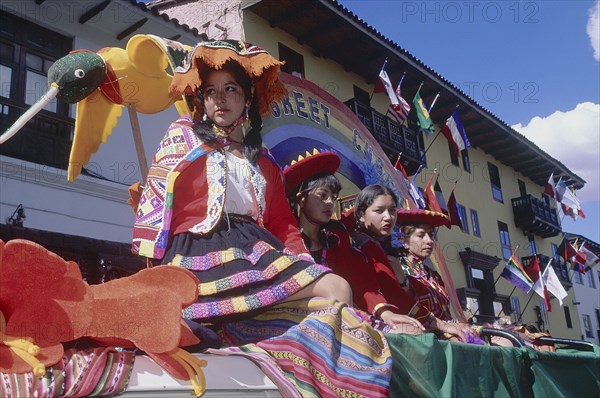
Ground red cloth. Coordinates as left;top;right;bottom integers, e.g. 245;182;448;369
342;232;431;324
347;232;455;325
318;223;386;314
170;153;308;256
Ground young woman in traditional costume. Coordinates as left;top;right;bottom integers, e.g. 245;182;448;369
284;151;425;334
133;41;394;397
346;184;473;341
132;40;351;324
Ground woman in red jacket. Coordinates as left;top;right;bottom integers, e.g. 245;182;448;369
132;40;350;324
285;152;424;334
347;184;472;341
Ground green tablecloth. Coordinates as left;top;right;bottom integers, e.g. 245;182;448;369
387;333;600;398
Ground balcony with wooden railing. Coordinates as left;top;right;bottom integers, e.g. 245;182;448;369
345;98;425;175
511;195;562;238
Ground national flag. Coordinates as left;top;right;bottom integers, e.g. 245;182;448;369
531;258;552;311
441;109;470;157
434;180;448;216
412;89;436;134
541;264;568;306
572;262;586;274
500;249;534;293
525;255;541;283
580;243;600;270
373;60;388;94
568;239;587;273
394;156;409;180
554;180;585;220
377;65;396;101
446;186;462;230
544;173;556;199
409;165;426;209
423;173;442;213
376;63;410;125
557;237;578;263
394;77;411;123
574;243;588;268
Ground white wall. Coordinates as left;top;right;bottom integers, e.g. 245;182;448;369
572;270;600;344
0;0;198;243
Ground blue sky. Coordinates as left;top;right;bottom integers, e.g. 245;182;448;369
338;0;600;243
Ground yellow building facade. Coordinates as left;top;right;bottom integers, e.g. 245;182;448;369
241;8;582;339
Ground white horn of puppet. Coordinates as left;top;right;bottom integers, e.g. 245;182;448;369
0;84;59;144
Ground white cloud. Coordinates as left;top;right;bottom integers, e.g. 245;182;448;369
512;102;600;203
588;0;600;61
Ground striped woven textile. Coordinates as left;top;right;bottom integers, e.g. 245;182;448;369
218;298;392;398
0;347;135;398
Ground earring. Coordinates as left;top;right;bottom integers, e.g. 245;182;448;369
242;104;250;137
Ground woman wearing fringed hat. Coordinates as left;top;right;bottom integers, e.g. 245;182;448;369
344;184;479;343
284;150;425;335
132;41;396;397
394;207;477;342
132;40;353;322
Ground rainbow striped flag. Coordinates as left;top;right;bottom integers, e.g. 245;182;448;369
500;253;534;293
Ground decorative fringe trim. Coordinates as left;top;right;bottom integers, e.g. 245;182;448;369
169;46;287;118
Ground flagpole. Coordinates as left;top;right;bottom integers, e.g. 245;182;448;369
411;164;423;184
493;245;520;287
420;129;442;159
413;81;424;100
398;71;406;87
518;291;537;324
428;92;440;113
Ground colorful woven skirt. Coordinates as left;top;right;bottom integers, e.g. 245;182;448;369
218;298;393;398
163;216;330;323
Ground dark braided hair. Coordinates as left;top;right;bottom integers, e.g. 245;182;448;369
193;60;263;165
243;92;262;165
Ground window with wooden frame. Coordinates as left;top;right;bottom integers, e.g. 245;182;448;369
461;149;471;173
0;10;73;169
488;162;503;203
498;221;512;260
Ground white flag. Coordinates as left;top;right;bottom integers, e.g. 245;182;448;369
554;180;585;220
542;264;568;306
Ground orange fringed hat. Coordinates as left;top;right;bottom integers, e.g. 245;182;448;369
283;150;341;196
396;209;449;227
169;39;287;121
